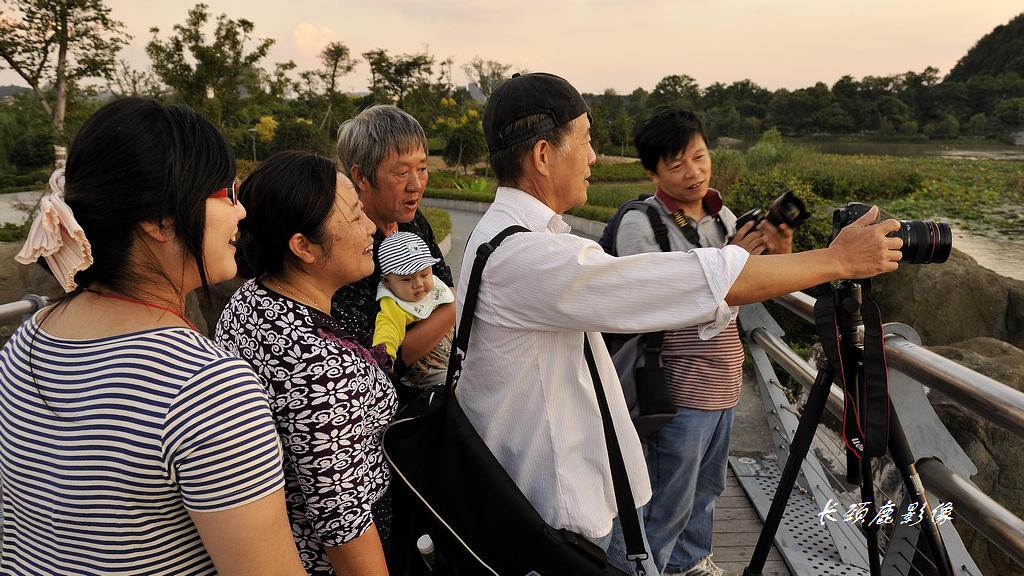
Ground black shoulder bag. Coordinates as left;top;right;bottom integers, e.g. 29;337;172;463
382;225;648;576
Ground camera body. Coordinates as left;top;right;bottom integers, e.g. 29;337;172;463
832;202;952;264
735;190;811;232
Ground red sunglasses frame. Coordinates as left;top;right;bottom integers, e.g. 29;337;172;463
210;181;239;205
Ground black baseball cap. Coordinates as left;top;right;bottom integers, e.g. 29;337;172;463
483;72;590;152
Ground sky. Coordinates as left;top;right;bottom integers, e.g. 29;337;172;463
2;0;1023;96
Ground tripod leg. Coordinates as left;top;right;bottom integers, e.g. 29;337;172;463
743;362;835;576
887;405;956;576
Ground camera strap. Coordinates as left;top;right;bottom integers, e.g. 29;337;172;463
668;209;725;248
813;280;890;459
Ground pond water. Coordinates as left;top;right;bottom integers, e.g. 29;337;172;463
718;139;1024;162
802;141;1024;162
950;226;1024;283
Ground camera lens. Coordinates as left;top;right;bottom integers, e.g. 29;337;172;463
766;191;810;228
892;220;952;264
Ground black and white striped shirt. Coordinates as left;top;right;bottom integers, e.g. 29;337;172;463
0;316;285;575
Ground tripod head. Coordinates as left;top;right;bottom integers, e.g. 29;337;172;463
831;280;864;349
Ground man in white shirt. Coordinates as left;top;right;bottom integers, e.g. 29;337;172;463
457;72;903;576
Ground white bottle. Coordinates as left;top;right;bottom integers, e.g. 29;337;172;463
417;534;437;572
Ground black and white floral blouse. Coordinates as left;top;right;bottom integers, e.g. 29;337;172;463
215;278;398;574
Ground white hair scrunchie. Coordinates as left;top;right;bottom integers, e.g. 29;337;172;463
14;168;94;292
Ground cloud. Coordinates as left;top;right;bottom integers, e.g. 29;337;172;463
292;22;337;61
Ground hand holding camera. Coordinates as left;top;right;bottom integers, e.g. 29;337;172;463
731;191;807;255
827;206;906;279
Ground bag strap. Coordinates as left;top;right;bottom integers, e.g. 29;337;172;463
635;203;667;349
445;225;529;390
639;203;670;253
452;224;648;572
584;335;649;572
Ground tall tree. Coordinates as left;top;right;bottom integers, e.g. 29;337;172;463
460;56;512;100
649;74;701;111
0;0;129;164
309;41;357;134
146;3;278;128
106;59;163;98
362;48;433;108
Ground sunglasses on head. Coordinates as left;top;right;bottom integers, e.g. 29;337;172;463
210;181;239;205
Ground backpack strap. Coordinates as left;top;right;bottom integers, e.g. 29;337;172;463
445;225;529;389
640;203;670;253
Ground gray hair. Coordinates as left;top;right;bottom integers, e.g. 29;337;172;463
489;113;575;188
336;105;429;189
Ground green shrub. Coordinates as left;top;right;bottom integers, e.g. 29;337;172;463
566;204;616;222
0;221;31;243
727;170;831;252
588;161;646;182
424;187;495;203
710;148;746;193
427;137;444;155
584;183;653;207
783;155;924;201
428;170;461;189
455;175;495;194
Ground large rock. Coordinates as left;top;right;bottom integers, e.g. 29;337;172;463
871;247;1024;349
927;337;1024;576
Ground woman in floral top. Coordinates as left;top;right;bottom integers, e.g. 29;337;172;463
215;151;396;575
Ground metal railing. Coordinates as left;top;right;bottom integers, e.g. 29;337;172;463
739;291;1024;575
0;295;47;325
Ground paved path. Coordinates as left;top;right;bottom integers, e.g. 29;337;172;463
0;190;42;225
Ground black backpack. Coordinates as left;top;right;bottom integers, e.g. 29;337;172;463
597;194;669;256
599;195;677;437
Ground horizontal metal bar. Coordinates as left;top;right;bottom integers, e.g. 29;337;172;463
885;339;1024;441
918;457;1024;569
0;296;46;324
774;291;1024;441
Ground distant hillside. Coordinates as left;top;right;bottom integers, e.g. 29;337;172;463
0;86;29;99
945;12;1024;82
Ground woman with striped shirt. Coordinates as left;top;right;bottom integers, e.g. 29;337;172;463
0;98;304;575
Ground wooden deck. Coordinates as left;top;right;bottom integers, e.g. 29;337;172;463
711;467;791;576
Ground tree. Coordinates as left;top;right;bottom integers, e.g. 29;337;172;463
995;97;1024;127
270;118;332;157
708;106;742;139
945;12;1024;83
442;117;487;174
146;3;278;128
0;0;129;164
649;74;701;111
314;41;357;134
436;97;486;173
966;112;987;137
106;59;163;98
362;48;433;108
627;86;650;120
461;56;511;100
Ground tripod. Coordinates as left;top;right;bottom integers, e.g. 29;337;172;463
743;281;956;576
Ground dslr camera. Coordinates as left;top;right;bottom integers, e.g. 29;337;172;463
735;190;811;232
832;202;952;264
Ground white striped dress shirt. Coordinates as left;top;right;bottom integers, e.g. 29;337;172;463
456;187;748;538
